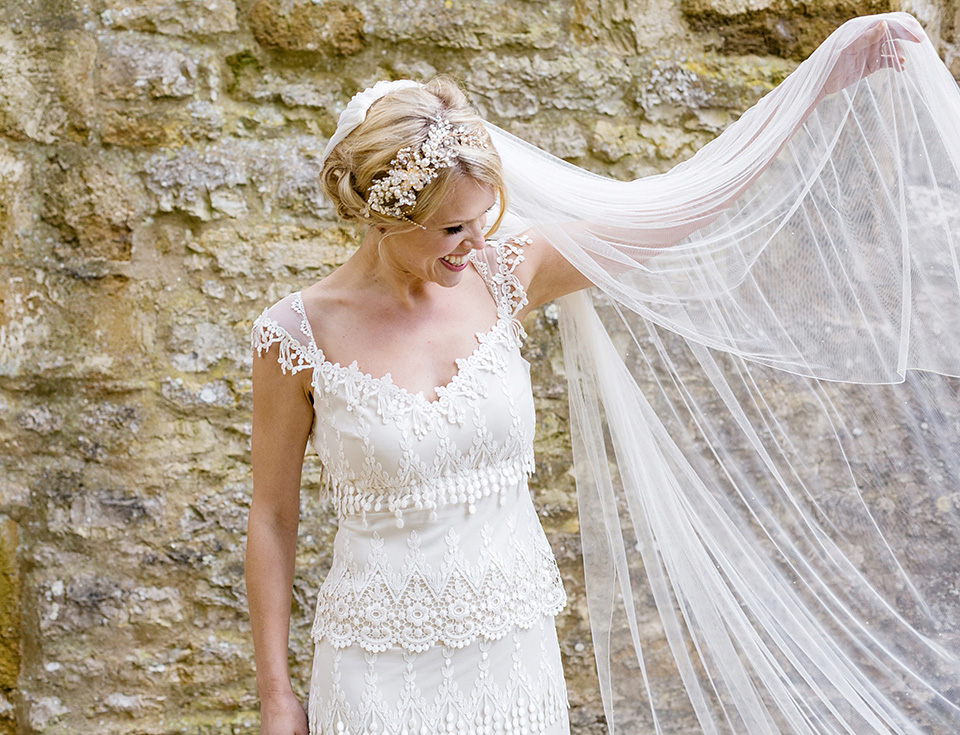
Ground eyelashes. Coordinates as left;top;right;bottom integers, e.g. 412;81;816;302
443;204;496;235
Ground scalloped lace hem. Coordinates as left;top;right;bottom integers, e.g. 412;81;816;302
309;615;570;735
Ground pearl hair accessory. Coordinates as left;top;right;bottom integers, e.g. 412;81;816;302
363;116;490;228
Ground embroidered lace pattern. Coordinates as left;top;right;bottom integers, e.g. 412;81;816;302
311;517;567;652
254;236;570;732
251;237;538;525
250;301;315;375
471;236;530;320
309;616;569;735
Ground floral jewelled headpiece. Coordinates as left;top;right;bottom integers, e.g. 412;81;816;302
363;116;489;229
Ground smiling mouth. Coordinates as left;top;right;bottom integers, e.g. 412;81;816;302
441;254;469;267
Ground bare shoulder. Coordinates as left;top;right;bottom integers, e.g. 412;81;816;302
298;274;353;351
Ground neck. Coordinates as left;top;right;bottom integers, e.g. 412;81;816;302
338;227;436;310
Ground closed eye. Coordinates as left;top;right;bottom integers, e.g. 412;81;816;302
443;203;495;235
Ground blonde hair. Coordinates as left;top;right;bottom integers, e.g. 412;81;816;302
320;77;507;235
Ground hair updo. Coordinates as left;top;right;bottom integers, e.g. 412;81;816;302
320;77;506;234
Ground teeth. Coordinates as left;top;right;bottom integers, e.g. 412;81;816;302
443;254;467;266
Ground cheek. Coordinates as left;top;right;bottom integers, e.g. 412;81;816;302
430;234;459;256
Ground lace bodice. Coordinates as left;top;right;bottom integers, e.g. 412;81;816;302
251;237;567;655
253;239;535;521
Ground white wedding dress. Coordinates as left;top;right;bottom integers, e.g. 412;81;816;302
252;239;571;735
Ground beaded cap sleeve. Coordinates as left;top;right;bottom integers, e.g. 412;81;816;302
251;291;316;374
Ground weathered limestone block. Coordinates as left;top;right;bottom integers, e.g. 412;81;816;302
223;54;342;130
43;480;161;540
936;0;960;75
502;117;591;159
41;145;149;261
0;144;32;252
144;138;329;220
467;51;632;119
97;35;223;144
100;0;240;36
0;519;19;735
250;0;366;54
590;118;714;175
162;377;236;407
98;36;213;100
51;31;99;141
0;269;163;380
681;0;898;58
168;318;249;373
633;52;793;124
355;0;564;50
102;100;225;146
0;25;95;144
0;470;30;522
944;0;960;39
251;0;564;53
0;273;51;380
572;0;690;53
192;221;353;279
0;51;63;144
24;696;67;732
17;404;63;436
38;574;183;633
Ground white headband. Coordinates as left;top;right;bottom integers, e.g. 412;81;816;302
321;80;424;165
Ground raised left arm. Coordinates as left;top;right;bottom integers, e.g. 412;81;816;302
513;16;922;317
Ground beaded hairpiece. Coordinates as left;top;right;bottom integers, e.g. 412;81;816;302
363;116;489;229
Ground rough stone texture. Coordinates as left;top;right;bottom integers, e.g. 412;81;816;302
0;26;97;144
356;0;566;50
573;0;691;53
250;0;367;55
0;0;958;733
252;0;569;53
681;0;898;58
100;0;240;36
0;519;19;735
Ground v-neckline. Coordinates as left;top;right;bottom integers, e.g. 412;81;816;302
292;291;508;407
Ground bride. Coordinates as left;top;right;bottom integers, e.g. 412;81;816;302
247;12;960;735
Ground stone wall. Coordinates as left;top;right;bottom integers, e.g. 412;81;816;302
0;0;958;733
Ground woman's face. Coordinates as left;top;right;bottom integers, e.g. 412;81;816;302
379;176;497;288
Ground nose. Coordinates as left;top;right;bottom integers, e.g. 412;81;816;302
466;218;486;248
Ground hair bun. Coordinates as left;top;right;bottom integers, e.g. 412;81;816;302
319;77;506;232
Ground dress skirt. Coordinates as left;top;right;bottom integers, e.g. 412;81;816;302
309;614;570;735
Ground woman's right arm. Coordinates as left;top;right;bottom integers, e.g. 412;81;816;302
247;344;315;735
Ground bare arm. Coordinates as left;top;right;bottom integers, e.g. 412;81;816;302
247;345;314;735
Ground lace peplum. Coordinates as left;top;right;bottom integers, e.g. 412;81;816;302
252;237;570;735
312;502;567;653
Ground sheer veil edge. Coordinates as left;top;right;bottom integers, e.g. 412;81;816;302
486;12;960;733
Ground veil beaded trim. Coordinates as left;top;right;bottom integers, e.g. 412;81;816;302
484;12;960;734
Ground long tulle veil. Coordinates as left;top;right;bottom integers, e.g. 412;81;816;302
485;12;960;734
